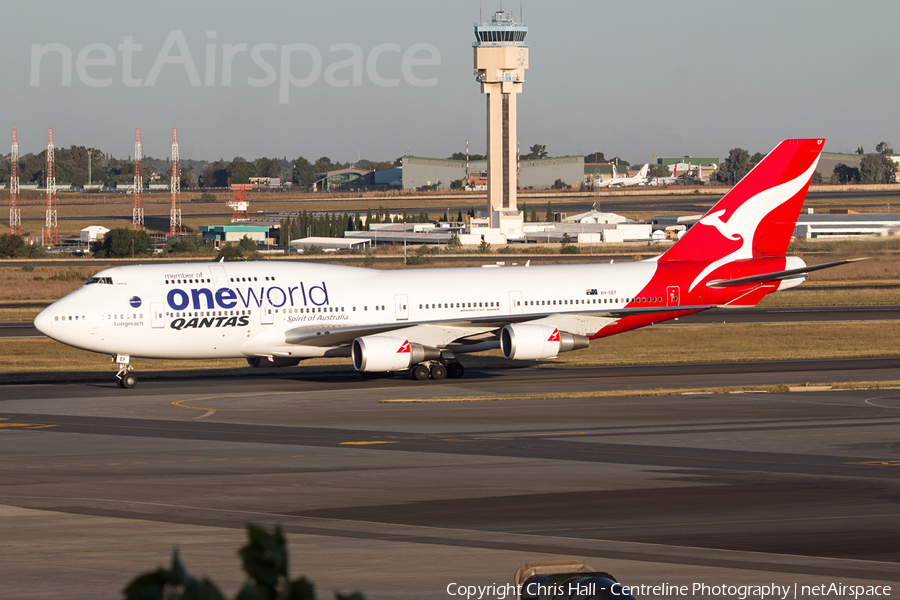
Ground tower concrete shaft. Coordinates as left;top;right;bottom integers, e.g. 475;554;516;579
473;11;528;221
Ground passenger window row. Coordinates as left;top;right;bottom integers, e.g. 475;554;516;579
419;302;498;309
54;314;142;321
165;278;211;285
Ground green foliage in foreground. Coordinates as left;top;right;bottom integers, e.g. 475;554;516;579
91;228;155;258
1;234;45;258
123;524;365;600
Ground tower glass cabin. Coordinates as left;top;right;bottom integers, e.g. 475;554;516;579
473;11;528;224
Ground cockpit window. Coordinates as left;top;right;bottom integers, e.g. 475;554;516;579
85;277;113;285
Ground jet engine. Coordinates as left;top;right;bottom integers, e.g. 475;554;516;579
352;335;441;372
500;324;589;360
246;357;302;368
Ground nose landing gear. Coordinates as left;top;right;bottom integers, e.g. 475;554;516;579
114;354;138;389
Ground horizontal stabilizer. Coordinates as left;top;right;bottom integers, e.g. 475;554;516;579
705;258;869;289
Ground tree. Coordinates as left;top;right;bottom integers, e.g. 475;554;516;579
561;232;572;245
584;152;606;163
217;244;244;261
552;179;568;190
255;157;282;178
406;244;434;265
315;157;334;172
180;164;195;189
750;152;767;165
227;159;255;185
449;152;486;161
447;234;462;251
363;248;376;267
0;234;26;258
91;228;154;258
859;153;897;184
292;156;317;188
523;144;548;160
647;163;670;178
531;208;537;223
200;161;229;188
477;239;491;254
238;235;258;253
163;234;215;256
545;201;554;222
124;524;365;600
831;163;860;184
716;148;753;185
876;141;894;156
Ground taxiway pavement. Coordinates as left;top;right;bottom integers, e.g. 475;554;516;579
2;361;900;598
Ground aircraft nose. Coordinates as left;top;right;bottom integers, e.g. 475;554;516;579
34;306;53;336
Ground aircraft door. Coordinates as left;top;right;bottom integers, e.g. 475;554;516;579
509;291;523;315
209;265;229;289
667;286;680;307
151;302;165;329
260;302;274;325
395;295;409;320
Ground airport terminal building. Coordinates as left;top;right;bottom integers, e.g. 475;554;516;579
401;155;584;190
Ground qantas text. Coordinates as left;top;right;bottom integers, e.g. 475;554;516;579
166;282;329;311
171;315;251;330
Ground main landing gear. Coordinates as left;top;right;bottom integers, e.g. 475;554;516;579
409;360;465;381
114;354;138;389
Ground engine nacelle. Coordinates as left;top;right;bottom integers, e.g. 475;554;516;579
352;335;441;372
246;356;302;368
501;324;590;360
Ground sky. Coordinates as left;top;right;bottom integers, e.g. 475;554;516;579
1;0;897;165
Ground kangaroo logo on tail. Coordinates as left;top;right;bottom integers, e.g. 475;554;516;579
659;139;824;292
688;158;820;291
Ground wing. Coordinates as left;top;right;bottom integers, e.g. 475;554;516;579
274;303;718;351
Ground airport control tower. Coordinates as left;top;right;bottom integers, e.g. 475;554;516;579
474;11;528;226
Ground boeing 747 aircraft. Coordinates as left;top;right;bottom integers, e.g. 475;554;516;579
35;138;858;388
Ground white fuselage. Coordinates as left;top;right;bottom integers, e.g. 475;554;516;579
36;260;658;360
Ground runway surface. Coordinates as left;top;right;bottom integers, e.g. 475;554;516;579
2;359;900;599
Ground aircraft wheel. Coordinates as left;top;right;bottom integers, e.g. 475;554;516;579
121;373;138;389
430;363;448;381
116;377;125;388
411;364;431;381
447;362;465;379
